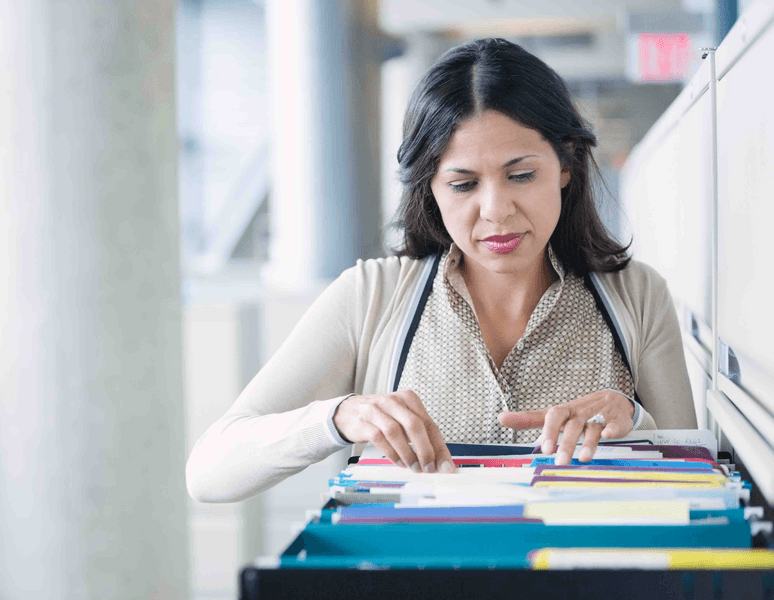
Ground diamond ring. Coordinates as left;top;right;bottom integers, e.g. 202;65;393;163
586;413;606;427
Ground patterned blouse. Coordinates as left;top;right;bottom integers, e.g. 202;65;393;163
397;243;635;444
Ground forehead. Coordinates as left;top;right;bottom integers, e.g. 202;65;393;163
440;110;552;163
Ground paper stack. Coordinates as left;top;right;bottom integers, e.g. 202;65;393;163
276;430;774;570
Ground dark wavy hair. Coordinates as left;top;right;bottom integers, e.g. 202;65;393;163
393;38;630;275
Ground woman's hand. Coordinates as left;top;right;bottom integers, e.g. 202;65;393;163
333;390;456;473
497;390;635;466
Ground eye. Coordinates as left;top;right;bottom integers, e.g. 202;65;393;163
509;171;536;183
449;181;476;193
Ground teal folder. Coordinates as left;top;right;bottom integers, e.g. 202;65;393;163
278;509;751;569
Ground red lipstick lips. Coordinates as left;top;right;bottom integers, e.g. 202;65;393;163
483;234;520;243
481;233;522;254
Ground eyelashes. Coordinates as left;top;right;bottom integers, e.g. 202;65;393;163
449;181;476;193
510;171;537;183
449;171;536;193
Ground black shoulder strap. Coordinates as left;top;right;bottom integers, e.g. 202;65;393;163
392;252;443;392
583;272;642;406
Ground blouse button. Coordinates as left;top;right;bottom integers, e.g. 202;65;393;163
517;341;524;351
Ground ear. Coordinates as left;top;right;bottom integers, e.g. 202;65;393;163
560;167;571;189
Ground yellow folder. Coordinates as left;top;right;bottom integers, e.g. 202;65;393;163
531;548;774;570
522;500;690;525
533;480;725;488
540;469;727;483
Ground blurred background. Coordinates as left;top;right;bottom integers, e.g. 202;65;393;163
0;0;750;598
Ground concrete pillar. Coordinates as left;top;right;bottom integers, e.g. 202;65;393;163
265;0;382;287
178;0;206;262
717;0;738;44
0;1;188;598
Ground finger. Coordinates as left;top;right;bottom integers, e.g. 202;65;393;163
368;409;422;472
540;405;569;455
394;390;451;473
498;410;546;430
555;416;585;466
401;390;455;473
394;388;424;411
382;398;438;472
424;419;456;473
578;421;603;462
363;424;405;468
600;418;632;440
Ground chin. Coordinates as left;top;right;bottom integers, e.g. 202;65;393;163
489;259;526;274
478;252;526;271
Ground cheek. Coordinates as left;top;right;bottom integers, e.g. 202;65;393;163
436;200;476;244
445;202;477;231
432;192;453;230
437;202;460;234
532;184;562;233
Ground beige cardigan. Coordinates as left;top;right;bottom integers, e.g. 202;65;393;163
186;255;697;502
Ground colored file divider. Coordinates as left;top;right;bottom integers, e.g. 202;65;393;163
532;464;719;474
528;548;774;570
334;500;693;525
275;435;767;570
331;485;744;510
532;478;726;488
529;457;717;468
532;469;728;482
586;445;715;461
279;512;752;569
358;458;535;467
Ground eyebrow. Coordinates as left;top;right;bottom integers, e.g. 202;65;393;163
443;155;538;174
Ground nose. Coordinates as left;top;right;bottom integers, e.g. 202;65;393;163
478;182;518;224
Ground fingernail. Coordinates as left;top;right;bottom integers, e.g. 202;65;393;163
423;461;436;473
555;451;569;465
395;459;406;468
440;460;455;473
579;448;592;462
542;440;554;454
411;461;421;473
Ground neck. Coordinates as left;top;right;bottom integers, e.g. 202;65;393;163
459;249;558;318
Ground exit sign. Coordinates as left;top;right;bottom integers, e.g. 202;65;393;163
637;33;691;81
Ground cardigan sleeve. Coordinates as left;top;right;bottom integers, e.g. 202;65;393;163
186;266;362;503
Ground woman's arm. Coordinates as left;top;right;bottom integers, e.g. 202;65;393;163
185;267;361;503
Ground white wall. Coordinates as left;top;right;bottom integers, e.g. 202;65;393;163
620;0;774;488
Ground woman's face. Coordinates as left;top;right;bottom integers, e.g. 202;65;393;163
430;110;570;278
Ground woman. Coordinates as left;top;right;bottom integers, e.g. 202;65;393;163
186;38;696;503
